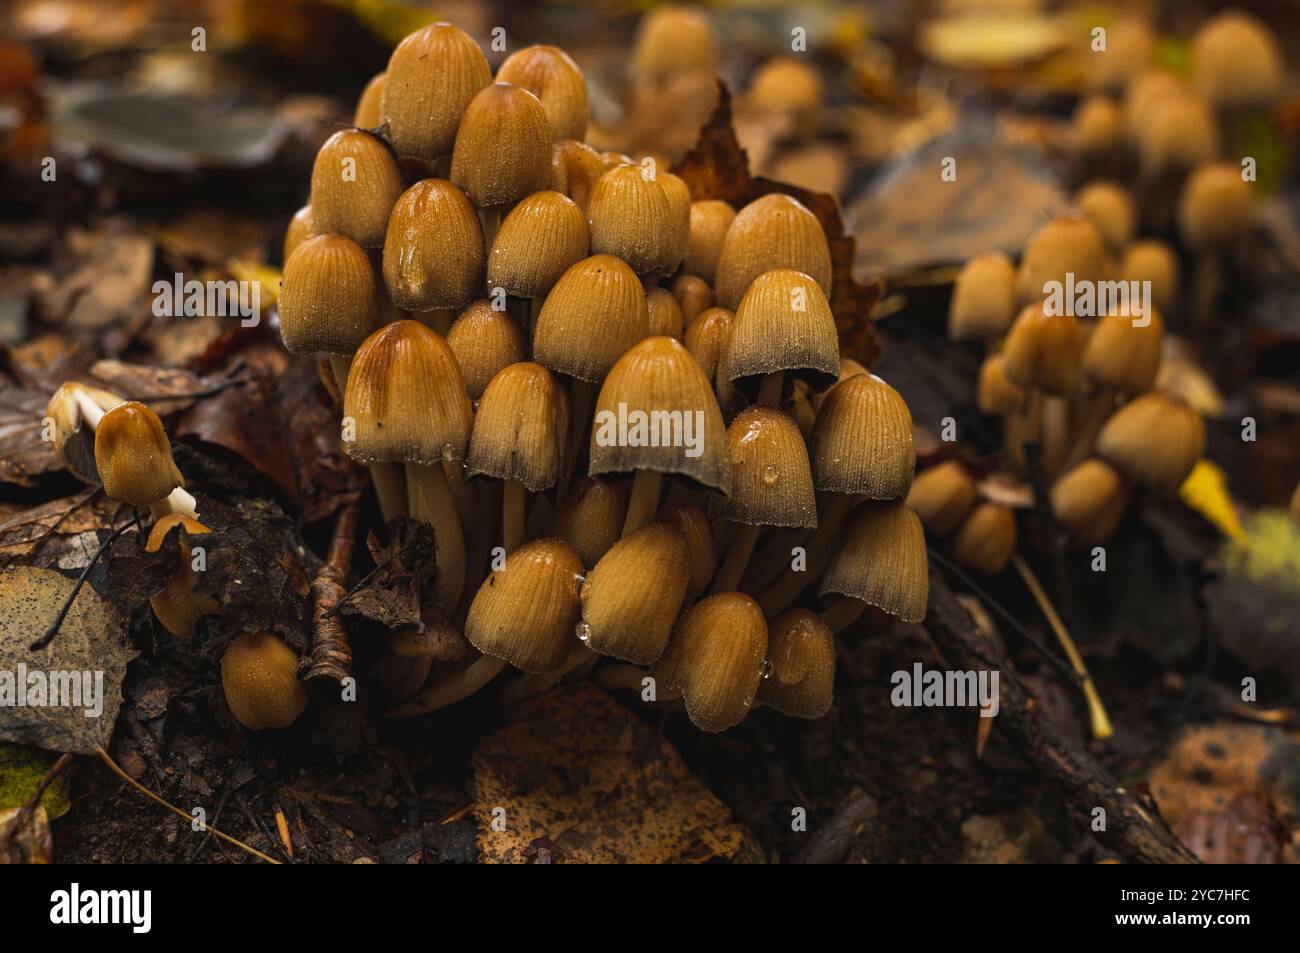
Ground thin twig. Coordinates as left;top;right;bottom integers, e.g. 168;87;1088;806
30;511;141;650
306;499;361;683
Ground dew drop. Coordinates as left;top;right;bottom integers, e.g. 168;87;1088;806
762;463;779;485
575;621;592;643
760;658;773;680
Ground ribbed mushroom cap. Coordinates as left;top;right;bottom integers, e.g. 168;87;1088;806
554;477;629;568
451;83;553;209
95;401;184;506
683;199;736;283
220;632;308;731
1075;181;1135;252
1138;93;1220;176
465;537;584;672
646;286;685;339
446;300;526;401
282;205;316;263
719;406;816;528
601;151;635;171
496;45;589;141
821;500;927;622
948;251;1016;341
1122;68;1188;142
948;502;1017;574
748;57;823;131
534;254;649;383
146;513;216;638
1088;17;1153;93
1002;304;1084;397
630;5;717;80
1083;306;1164;395
382;22;492;161
1178;162;1254;250
279;234;380;357
723;268;840;394
549;139;605;213
906;460;977;536
657;502;716;599
1071;95;1122;157
45;381;122;484
1096;393;1204;492
714;194;832;310
343;320;473;466
1050;458;1129;544
651;591;767;733
977;354;1025;415
487;190;588;299
467;362;569;492
1192;10;1283;110
589;336;730;494
671;274;713;325
659;171;692;270
1120;240;1180;314
353;71;386;128
810;373;915;498
580;521;690;664
382;179;484;312
683;307;733;382
758;609;835;719
309;129;403;249
1015;215;1108;306
586;164;674;276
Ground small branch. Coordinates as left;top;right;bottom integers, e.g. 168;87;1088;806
791;787;878;864
924;557;1198;864
305;499;361;684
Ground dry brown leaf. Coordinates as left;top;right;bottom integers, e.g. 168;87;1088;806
472;681;744;864
0;804;53;863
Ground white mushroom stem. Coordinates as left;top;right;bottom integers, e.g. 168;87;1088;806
621;469;663;537
503;479;526;552
386;653;508;717
712;523;761;594
818;596;869;634
498;642;598;712
327;355;352;394
406;461;467;611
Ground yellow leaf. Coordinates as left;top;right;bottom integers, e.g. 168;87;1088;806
1179;458;1246;545
226;259;282;308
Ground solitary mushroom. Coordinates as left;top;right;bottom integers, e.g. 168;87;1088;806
219;632;308;731
95;401;186;521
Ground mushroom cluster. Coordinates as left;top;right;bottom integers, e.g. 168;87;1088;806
280;22;927;733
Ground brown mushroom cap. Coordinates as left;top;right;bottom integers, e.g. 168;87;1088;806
657;501;716;598
382;22;492;161
1083;306;1164;395
1137;93;1220;176
1192;10;1283;110
630;5;718;80
718;406;816;528
723;268;840;396
948;503;1017;574
589;336;730;494
580;521;690;664
549;139;605;213
976;354;1025;416
451;83;553;209
95;401;184;506
1015;215;1108;306
1119;240;1180;314
220;632;308;731
1071;95;1122;157
282;205;317;263
487;190;589;299
496;45;589;141
383;179;485;312
586;164;675;276
467;362;569;492
553;477;629;568
683;199;736;283
279;234;381;357
748;57;824;134
146;513;217;638
651;591;768;733
446;300;526;401
1002;304;1084;397
465;537;584;672
1050;458;1129;543
948;251;1016;341
1088;17;1153;93
1122;69;1188;143
45;381;123;485
1074;181;1136;252
1178;162;1254;250
714;193;832;310
906;460;978;536
534;254;650;383
353;71;386;128
646;286;685;339
309;129;404;249
658;171;692;271
1096;392;1204;492
343;320;473;466
683;307;733;383
671;274;713;325
820;500;928;623
758;609;835;719
810;373;915;498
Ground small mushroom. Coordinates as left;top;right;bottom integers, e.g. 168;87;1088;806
1096;393;1204;493
820;499;928;626
220;632;308;731
948;251;1016;342
145;514;218;638
382;22;491;162
759;609;835;718
309;129;403;248
948;502;1018;574
682;199;736;283
553;476;629;568
714;193;831;310
496;45;589;141
1050;458;1129;544
906;460;977;536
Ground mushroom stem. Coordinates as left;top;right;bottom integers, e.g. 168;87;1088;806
327;355;352;394
593;663;682;702
1060;388;1117;474
498;643;599;710
405;461;467;610
756;371;784;407
149;489;199;521
503;479;526;552
741;525;811;590
425;308;453;335
818;596;869;634
478;207;502;250
71;389;110;427
1041;396;1070;481
1011;554;1113;741
621;469;663;537
370;463;407;524
385;653;508;717
567;378;595;481
758;493;854;617
712;523;761;593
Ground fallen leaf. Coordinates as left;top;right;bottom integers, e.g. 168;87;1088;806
0;804;53;863
472;682;745;864
1179;459;1246;544
0;742;70;818
39;224;153;331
